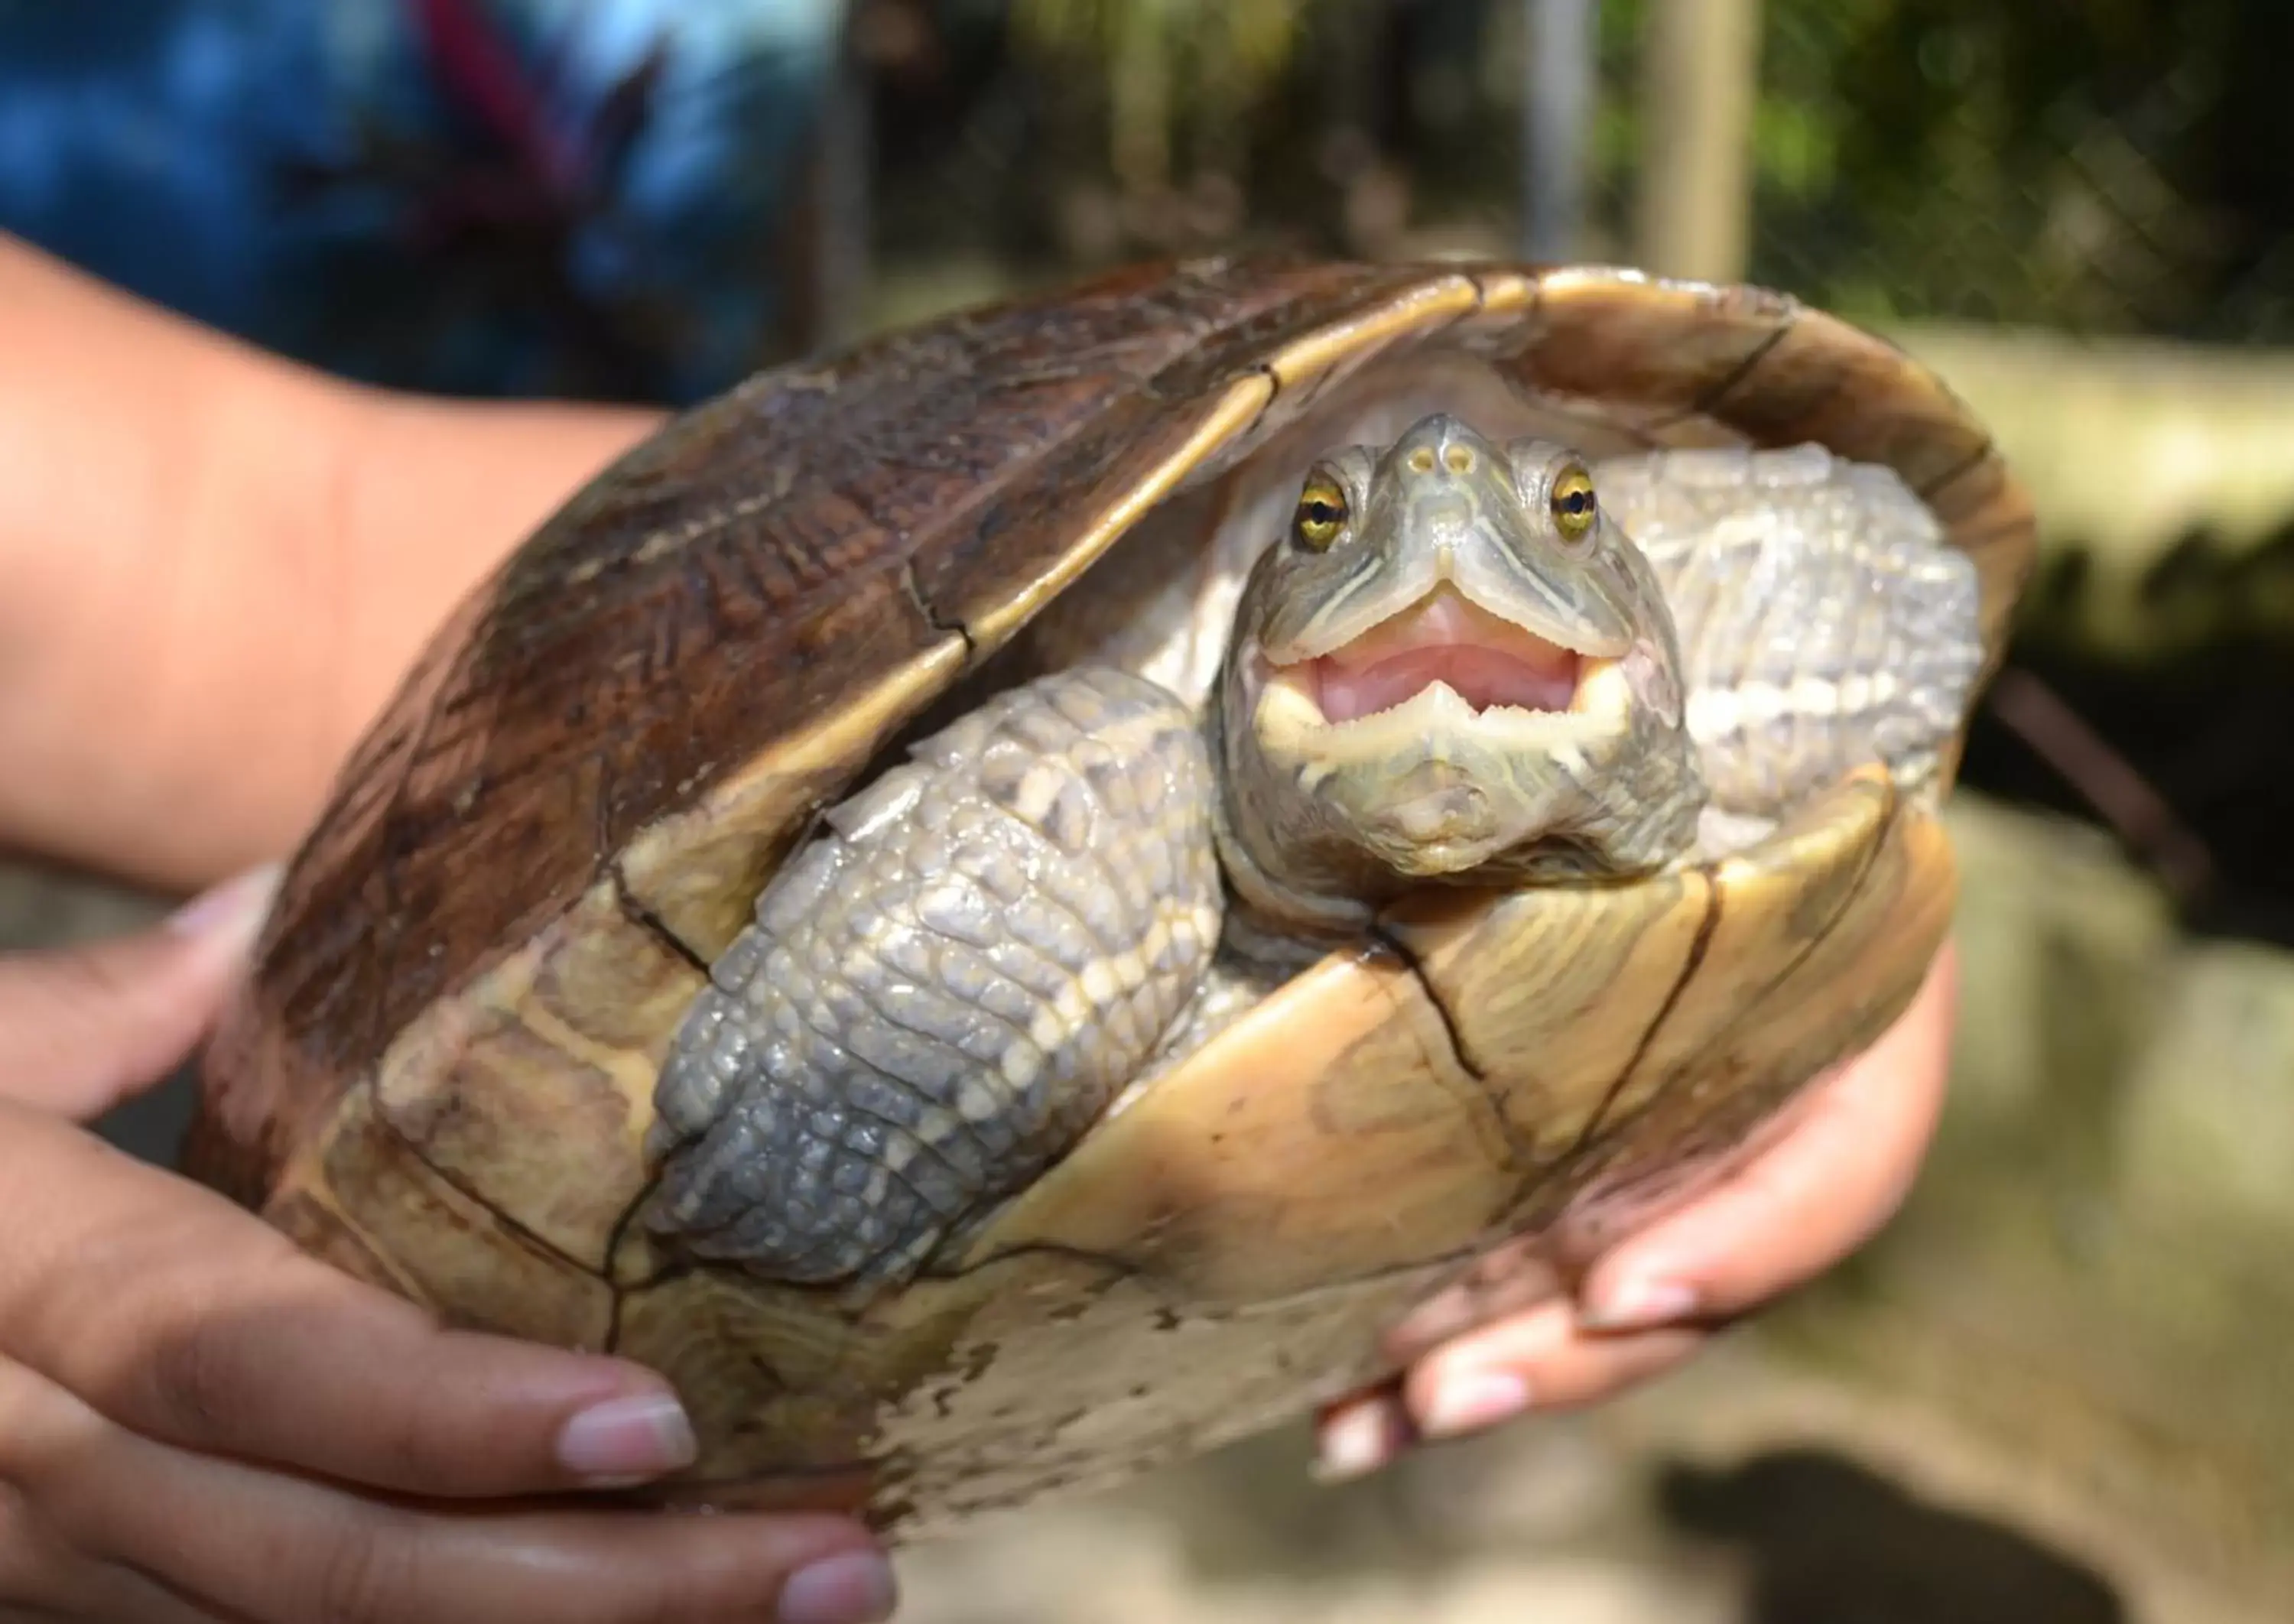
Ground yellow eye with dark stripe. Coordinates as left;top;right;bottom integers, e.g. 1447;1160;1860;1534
1292;475;1349;551
1549;463;1597;543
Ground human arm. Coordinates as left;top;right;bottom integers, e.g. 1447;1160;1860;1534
0;232;659;888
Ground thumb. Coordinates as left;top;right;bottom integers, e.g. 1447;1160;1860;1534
0;864;278;1121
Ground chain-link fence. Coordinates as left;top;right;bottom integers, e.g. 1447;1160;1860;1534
856;0;2294;345
1731;1;2291;343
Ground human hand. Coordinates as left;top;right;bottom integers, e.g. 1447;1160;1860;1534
0;871;898;1624
1314;940;1958;1479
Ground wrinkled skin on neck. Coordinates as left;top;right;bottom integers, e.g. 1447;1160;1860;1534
1214;415;1703;934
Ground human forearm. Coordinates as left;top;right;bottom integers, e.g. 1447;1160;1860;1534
0;235;660;889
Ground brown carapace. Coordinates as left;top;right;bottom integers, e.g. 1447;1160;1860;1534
187;258;2031;1538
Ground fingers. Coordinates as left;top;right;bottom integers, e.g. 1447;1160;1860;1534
0;1105;707;1499
0;874;891;1622
0;1356;895;1624
0;872;713;1502
0;866;276;1121
1311;1389;1414;1485
0;1499;216;1624
1314;1309;1704;1483
1400;1302;1703;1434
1574;940;1958;1334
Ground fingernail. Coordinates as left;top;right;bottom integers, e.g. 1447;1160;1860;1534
1581;1275;1699;1333
554;1390;697;1484
1313;1399;1400;1484
166;863;282;957
1418;1369;1531;1439
778;1551;898;1624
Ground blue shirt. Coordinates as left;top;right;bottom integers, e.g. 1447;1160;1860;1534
0;0;840;403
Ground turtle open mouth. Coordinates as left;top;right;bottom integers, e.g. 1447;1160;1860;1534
1255;584;1631;752
1312;586;1589;722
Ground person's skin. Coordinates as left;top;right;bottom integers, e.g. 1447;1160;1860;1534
0;233;1954;1616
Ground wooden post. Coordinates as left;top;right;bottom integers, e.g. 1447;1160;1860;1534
1634;0;1762;281
1521;0;1599;261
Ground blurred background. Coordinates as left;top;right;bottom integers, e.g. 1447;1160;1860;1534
2;2;2289;1619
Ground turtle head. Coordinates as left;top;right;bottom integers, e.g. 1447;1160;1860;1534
1217;415;1704;927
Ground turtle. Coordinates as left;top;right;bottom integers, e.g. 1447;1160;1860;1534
188;257;2033;1539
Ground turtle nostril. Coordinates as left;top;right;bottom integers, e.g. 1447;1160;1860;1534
1407;447;1438;475
1443;444;1474;473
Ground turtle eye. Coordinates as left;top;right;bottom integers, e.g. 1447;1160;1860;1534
1548;463;1598;544
1292;474;1350;551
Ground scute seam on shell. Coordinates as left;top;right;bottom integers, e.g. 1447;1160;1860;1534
1548;846;1949;1267
1553;866;1727;1174
608;871;713;974
1911;436;1995;503
286;1086;616;1347
366;1107;609;1281
1678;323;1795;424
1363;923;1545;1171
898;558;976;656
1537;775;1925;1235
362;875;699;1273
1220;271;1483;409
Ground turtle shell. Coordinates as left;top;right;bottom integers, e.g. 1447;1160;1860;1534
189;258;2032;1537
